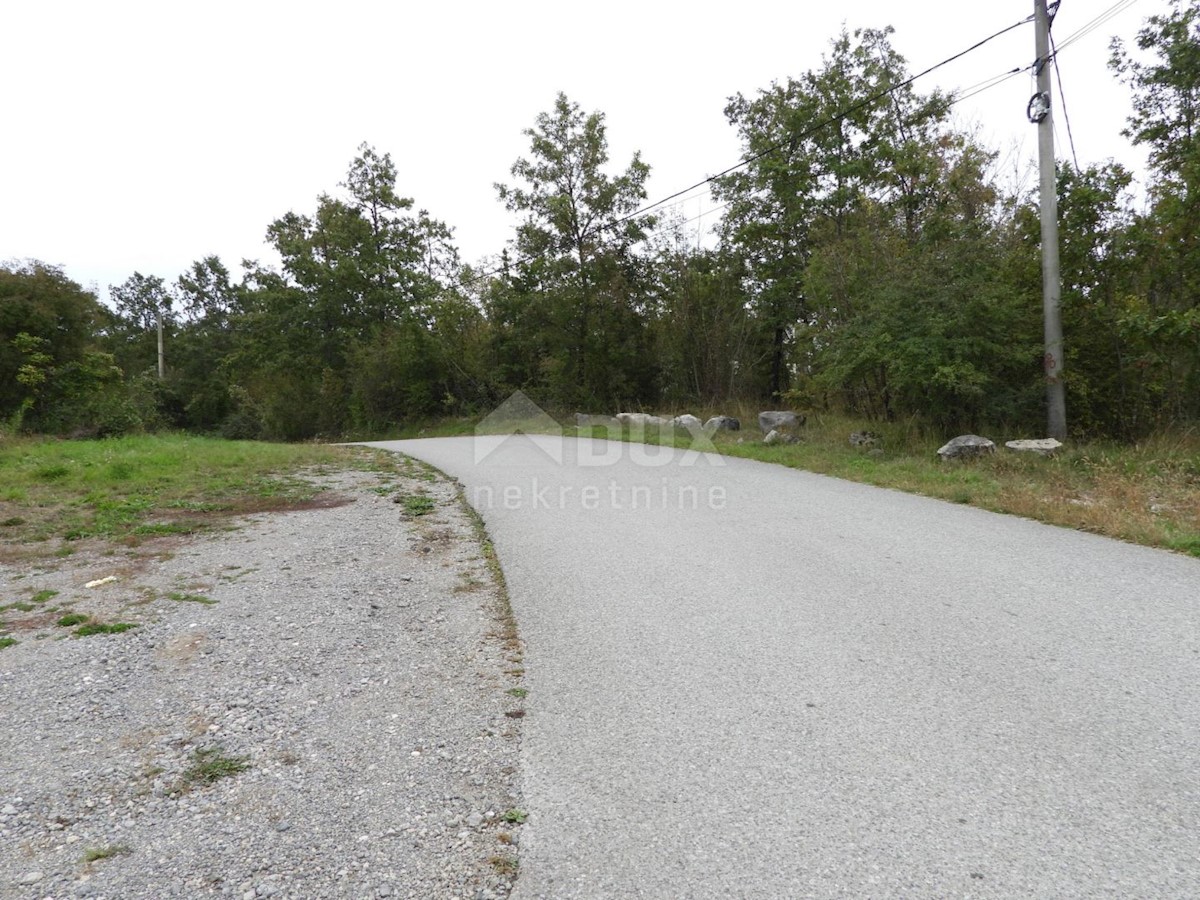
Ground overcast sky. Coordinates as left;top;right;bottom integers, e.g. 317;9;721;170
2;0;1156;301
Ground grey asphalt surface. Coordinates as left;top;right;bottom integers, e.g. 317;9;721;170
366;435;1200;899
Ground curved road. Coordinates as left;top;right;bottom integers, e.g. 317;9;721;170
367;435;1200;899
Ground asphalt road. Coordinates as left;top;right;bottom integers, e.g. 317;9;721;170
366;435;1200;899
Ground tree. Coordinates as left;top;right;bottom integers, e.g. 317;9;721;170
1110;1;1200;424
177;256;240;327
265;143;457;370
0;261;108;422
714;27;951;400
496;92;653;403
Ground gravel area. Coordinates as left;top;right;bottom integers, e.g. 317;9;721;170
0;460;524;899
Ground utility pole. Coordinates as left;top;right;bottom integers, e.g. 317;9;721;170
1034;0;1067;440
156;309;165;380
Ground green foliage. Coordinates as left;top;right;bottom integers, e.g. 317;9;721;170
494;93;655;406
398;494;436;516
75;622;138;636
82;845;132;863
57;614;89;627
167;592;216;605
181;745;251;785
0;263;111;432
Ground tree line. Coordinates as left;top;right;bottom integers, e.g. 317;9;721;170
4;6;1198;441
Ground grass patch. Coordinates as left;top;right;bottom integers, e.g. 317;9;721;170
501;808;528;824
167;591;217;605
57;613;89;627
180;745;250;786
0;636;17;650
489;855;518;876
31;589;58;604
82;845;131;863
75;622;137;636
0;434;373;554
397;493;436;517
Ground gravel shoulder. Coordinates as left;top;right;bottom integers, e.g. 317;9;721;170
0;459;524;900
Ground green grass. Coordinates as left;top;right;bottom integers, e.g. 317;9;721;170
398;493;436;516
167;591;217;605
180;745;251;786
0;636;17;650
31;589;58;603
56;613;89;627
74;622;137;636
0;434;372;552
82;845;131;863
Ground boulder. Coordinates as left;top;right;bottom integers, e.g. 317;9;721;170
937;434;995;461
1004;438;1063;456
764;429;800;446
671;414;704;432
849;430;880;449
575;413;619;429
758;411;805;434
704;415;741;432
616;412;669;428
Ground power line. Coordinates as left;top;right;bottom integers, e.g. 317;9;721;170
676;59;1043;239
953;64;1032;105
1049;30;1081;171
1053;0;1141;53
601;14;1034;238
466;14;1035;287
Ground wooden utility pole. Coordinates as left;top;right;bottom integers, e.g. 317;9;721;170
1035;0;1067;440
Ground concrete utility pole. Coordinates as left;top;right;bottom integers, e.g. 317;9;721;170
156;309;165;380
1035;0;1067;440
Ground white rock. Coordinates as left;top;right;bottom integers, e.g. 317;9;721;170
615;412;669;428
764;430;799;446
758;411;805;434
1004;438;1063;455
704;415;740;432
85;576;118;588
937;435;996;460
671;415;703;432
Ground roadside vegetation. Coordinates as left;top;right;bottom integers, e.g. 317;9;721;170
571;407;1200;558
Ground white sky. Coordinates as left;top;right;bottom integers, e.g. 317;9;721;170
1;1;1156;301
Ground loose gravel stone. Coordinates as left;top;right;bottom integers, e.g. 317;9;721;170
0;463;523;899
